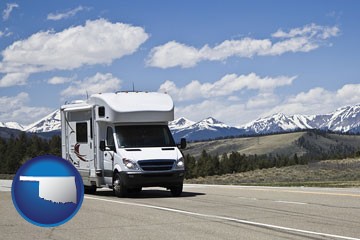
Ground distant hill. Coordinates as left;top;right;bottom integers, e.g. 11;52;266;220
0;127;24;139
183;131;360;158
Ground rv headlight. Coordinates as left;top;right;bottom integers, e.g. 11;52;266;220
175;157;185;169
123;158;139;170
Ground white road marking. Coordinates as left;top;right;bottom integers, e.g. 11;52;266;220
237;197;307;205
238;196;258;201
185;184;360;198
85;195;360;240
275;200;308;205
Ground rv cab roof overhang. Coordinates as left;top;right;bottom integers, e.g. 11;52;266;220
61;92;174;123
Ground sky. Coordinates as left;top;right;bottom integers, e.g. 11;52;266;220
0;0;360;126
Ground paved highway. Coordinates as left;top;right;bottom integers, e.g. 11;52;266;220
1;180;360;240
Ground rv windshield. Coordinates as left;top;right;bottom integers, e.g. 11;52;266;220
115;125;176;148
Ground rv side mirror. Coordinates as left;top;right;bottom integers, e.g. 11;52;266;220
108;145;116;152
99;140;106;151
180;138;187;149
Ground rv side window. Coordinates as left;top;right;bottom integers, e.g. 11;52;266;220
98;106;105;117
76;122;88;143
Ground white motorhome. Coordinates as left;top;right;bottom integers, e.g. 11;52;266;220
61;92;186;197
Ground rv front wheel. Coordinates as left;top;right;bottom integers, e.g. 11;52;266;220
129;187;142;193
113;172;127;197
170;185;183;197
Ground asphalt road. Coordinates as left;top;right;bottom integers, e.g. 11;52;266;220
1;180;360;240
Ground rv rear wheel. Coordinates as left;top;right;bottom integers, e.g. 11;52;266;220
170;185;183;197
84;185;97;194
113;172;127;197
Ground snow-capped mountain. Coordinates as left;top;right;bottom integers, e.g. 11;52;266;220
242;113;315;134
0;122;25;131
242;104;360;134
323;105;360;132
24;110;61;133
195;117;230;129
168;117;195;131
171;117;244;142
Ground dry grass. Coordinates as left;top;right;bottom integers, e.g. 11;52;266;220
185;158;360;187
184;132;360;159
185;132;307;158
0;174;14;180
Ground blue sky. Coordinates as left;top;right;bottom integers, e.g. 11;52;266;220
0;0;359;126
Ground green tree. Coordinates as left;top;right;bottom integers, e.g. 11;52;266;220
185;154;196;179
49;135;61;156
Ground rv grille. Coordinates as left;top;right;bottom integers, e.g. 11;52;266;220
138;160;175;171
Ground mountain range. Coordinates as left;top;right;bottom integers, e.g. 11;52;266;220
0;110;61;133
170;117;245;141
1;104;359;141
241;104;360;135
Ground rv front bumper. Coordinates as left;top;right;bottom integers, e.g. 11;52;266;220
119;170;185;188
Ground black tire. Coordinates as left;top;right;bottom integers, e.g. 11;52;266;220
113;172;127;198
84;185;97;194
129;187;142;193
170;185;183;197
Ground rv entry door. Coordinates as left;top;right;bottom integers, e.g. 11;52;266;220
66;110;94;179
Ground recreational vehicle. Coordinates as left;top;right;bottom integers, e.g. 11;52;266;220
61;92;186;197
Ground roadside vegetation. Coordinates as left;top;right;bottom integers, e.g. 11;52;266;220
0;132;61;175
183;131;360;180
185;158;360;187
182;131;360;186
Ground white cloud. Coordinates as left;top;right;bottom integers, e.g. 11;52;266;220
289;87;333;104
271;23;339;39
47;6;86;21
335;84;360;104
0;28;13;38
47;76;73;85
246;93;279;109
200;38;272;60
0;19;149;87
147;41;201;69
0;92;52;125
264;84;360;117
227;96;241;102
61;72;121;97
2;3;19;21
174;100;266;126
0;92;28;112
147;24;339;68
0;72;29;87
159;73;296;101
261;37;318;56
175;100;243;123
